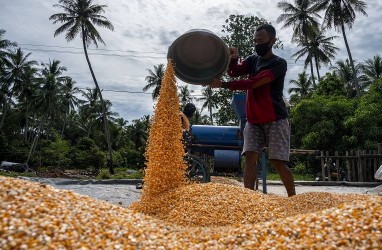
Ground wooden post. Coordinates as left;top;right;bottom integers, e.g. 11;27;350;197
346;151;351;182
378;143;382;155
320;151;325;181
357;150;363;182
335;151;340;181
372;150;379;181
351;150;356;181
369;150;373;181
326;151;331;181
368;150;372;182
364;150;368;181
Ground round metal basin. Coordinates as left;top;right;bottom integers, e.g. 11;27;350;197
167;29;230;85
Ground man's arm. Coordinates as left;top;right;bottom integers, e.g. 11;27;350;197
213;58;287;90
226;47;250;77
227;58;250;77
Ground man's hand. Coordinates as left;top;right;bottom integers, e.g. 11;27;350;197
230;47;239;59
210;78;222;88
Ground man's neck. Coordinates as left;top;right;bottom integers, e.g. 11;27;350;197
261;50;274;60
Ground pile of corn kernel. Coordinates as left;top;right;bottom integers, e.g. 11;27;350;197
1;176;381;249
130;182;374;227
1;61;381;249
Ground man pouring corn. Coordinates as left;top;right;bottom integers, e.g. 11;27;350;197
211;24;296;196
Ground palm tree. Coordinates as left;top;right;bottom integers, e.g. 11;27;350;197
314;0;367;96
80;87;101;137
190;110;210;125
178;85;194;108
293;30;339;81
277;0;321;86
0;30;17;114
331;59;364;97
34;60;68;127
18;65;39;141
0;29;17;64
27;61;68;164
143;64;165;100
288;71;314;104
127;118;149;151
61;77;83;137
361;55;382;85
0;48;37;130
198;86;216;124
50;0;115;174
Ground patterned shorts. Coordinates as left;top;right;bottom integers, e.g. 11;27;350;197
242;119;290;161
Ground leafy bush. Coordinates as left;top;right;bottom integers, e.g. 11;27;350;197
96;169;110;179
71;137;106;172
39;134;71;169
119;148;145;169
292;163;307;175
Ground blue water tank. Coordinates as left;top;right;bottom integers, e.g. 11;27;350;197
190;125;243;147
231;93;246;132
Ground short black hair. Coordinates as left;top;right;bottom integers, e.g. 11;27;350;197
183;103;196;118
256;24;276;38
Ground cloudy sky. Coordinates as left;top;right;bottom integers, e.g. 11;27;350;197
1;0;381;123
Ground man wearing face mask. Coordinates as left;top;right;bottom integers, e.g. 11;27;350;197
211;24;295;197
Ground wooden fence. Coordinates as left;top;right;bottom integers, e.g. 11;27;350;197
317;144;382;182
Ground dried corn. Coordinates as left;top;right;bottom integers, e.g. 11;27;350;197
1;177;381;249
141;59;188;201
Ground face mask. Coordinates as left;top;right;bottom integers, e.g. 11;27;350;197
255;41;272;57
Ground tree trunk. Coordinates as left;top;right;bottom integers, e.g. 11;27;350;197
24;104;29;142
314;56;321;81
302;21;316;88
309;57;316;87
0;102;7;130
82;26;114;175
341;20;360;96
61;115;66;138
26;120;43;164
0;89;14;130
208;104;213;125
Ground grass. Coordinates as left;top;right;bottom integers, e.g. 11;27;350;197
266;172;315;181
96;167;144;180
0;170;37;178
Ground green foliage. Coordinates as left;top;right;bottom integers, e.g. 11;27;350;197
266;172;315;181
112;150;124;168
96;169;110;179
95;168;144;180
292;163;307;175
0;170;37;178
213;89;238;126
315;72;347;96
222;15;283;58
289;71;314;105
344;79;382;149
71;137;106;171
290;95;357;151
39;133;71;168
119;148;145;169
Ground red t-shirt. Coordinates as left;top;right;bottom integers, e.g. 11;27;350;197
227;55;288;124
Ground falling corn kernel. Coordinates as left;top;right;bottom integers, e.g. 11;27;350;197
140;59;188;201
